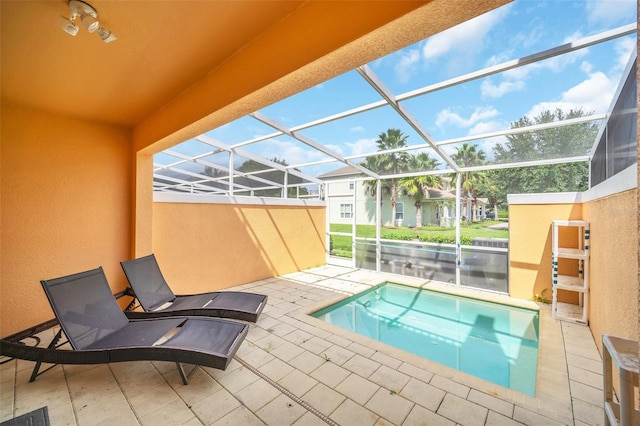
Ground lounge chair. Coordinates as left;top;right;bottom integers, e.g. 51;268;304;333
120;254;267;322
0;267;248;384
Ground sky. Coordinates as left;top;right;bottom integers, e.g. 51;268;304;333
156;0;637;186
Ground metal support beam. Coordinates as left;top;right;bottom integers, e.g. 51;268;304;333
376;179;381;272
351;180;357;264
198;135;323;185
250;111;380;180
356;64;460;172
397;24;636;103
455;173;462;286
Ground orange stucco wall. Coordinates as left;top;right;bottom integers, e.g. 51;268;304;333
509;190;638;354
509;203;583;302
150;201;326;294
0;104;132;336
583;189;638;351
129;1;509;257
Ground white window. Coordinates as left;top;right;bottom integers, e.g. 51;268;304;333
348;181;354;190
395;202;404;220
340;203;353;219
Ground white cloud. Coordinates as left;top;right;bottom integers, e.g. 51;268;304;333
563;31;584;45
422;6;509;61
482;23;543;69
526;71;615;118
485;52;513;68
436;107;500;129
586;0;636;26
581;61;594;73
481;78;525;98
478;135;509;158
257;139;325;166
501;65;532;81
344;138;378;157
324;144;345;157
350;125;365;133
468;120;505;136
562;72;614;109
518;24;544;50
510;43;588;81
542;48;589;74
481;33;589;99
614;36;635;72
389;3;511;81
394;48;421;84
252;135;378;167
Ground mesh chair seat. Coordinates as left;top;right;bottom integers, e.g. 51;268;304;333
1;267;249;383
121;254;267;322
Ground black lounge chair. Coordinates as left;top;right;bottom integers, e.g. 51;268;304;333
120;254;267;322
0;267;248;384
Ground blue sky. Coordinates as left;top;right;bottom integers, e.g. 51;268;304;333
158;0;637;181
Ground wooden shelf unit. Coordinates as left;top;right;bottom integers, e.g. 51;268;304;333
551;220;590;324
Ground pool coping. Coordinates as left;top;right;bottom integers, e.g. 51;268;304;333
291;271;573;425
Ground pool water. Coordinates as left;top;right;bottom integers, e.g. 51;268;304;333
313;283;539;395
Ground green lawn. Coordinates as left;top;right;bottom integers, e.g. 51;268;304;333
329;221;508;258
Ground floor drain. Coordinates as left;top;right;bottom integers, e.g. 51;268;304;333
234;356;340;426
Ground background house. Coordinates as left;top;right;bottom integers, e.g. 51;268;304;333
320;164;487;227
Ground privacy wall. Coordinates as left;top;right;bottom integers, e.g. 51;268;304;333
583;188;637;352
508;168;638;355
0;104;132;335
151;198;326;294
508;201;583;304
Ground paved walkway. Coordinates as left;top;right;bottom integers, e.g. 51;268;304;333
485;222;509;230
1;266;605;425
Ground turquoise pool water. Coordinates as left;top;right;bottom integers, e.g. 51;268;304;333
313;283;539;395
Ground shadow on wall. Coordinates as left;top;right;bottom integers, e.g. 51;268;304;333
507;203;582;302
151;202;325;295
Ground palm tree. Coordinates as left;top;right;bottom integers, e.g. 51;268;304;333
399;153;442;226
451;143;487;221
362;155;389;198
366;129;411;226
362;156;391;227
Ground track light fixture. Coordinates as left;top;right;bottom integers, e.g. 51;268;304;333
58;0;117;43
97;28;117;44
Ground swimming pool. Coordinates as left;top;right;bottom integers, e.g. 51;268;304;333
313;283;539;395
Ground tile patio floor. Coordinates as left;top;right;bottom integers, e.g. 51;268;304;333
1;265;605;425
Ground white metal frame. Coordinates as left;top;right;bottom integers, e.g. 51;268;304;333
151;24;636;289
154;24;634;198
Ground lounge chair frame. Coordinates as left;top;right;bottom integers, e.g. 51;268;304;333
121;254;267;322
0;268;248;384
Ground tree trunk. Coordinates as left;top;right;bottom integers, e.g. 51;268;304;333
471;198;477;222
390;179;397;226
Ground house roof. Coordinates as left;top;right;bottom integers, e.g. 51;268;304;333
317;164;363;179
426;188;455;199
422;189;487;204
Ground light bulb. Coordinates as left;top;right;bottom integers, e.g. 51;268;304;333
81;15;100;33
58;15;79;36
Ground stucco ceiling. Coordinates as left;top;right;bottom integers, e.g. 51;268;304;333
1;1;306;126
1;1;509;129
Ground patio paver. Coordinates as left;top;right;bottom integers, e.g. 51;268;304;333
1;266;608;426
